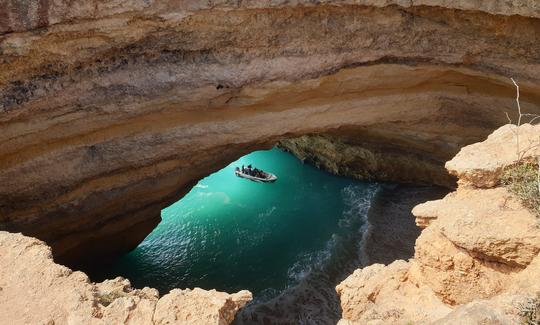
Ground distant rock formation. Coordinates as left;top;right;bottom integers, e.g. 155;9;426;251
337;124;540;324
279;132;458;188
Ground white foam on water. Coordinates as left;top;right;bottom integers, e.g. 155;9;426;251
341;183;380;266
197;191;231;204
287;234;338;283
258;206;276;218
285;184;380;284
235;183;381;325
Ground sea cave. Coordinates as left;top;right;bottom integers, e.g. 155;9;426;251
2;1;540;324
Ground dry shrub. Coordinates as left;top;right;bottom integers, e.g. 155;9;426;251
518;294;540;325
502;163;540;219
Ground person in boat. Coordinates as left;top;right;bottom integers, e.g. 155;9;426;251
241;165;245;173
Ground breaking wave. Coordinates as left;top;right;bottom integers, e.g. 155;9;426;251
285;183;380;285
235;183;380;324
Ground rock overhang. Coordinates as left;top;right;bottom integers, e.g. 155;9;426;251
1;1;540;264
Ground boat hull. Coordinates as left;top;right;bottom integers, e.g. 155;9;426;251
235;171;277;183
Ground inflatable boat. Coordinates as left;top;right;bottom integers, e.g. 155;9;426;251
235;168;277;183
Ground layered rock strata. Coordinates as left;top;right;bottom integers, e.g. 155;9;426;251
4;0;540;35
0;231;252;325
2;1;540;264
337;124;540;324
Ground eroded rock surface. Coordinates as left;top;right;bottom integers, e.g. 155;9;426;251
447;123;540;188
336;261;452;324
2;0;540;264
0;231;252;325
3;0;540;35
337;124;540;324
414;187;540;267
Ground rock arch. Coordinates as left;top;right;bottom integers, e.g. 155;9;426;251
1;2;540;265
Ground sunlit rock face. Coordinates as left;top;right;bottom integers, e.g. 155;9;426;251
336;124;540;324
0;231;252;325
1;1;540;264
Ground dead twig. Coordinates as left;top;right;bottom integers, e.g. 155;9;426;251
508;78;540;162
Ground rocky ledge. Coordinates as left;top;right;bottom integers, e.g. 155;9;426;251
337;123;540;324
0;231;252;325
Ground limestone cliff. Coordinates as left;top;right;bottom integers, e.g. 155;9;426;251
336;124;540;324
2;0;540;264
0;231;252;325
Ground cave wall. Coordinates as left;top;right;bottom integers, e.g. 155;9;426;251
279;128;460;188
2;1;540;264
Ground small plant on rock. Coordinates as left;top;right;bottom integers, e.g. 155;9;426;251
504;79;540;219
502;163;540;218
518;294;540;325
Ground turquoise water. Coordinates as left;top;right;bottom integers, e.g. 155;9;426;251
91;148;378;302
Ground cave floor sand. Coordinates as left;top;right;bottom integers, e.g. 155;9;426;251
365;185;450;265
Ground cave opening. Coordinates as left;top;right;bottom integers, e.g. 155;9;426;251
82;145;449;324
86;146;375;294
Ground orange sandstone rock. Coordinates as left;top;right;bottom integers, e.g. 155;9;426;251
446;124;540;188
0;231;252;325
338;124;540;324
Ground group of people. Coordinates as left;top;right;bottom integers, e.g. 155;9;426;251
239;164;265;178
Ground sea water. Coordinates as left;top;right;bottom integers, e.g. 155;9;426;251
90;148;378;306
